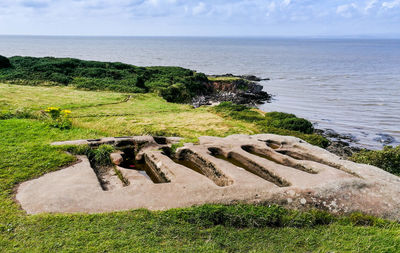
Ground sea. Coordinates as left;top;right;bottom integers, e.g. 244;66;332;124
0;36;399;149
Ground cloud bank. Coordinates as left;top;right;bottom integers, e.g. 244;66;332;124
0;0;399;36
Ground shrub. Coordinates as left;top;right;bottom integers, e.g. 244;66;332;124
351;146;400;175
212;102;328;148
0;56;209;103
44;107;72;129
159;83;192;103
0;55;11;68
266;111;296;120
265;111;314;134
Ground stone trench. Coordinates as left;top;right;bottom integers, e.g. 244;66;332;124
16;134;400;220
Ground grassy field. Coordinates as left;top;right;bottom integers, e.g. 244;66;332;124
0;83;258;138
1;83;400;252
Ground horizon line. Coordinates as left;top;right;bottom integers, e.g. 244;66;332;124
1;34;400;39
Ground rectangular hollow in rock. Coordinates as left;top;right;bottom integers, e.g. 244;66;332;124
174;149;233;187
208;147;290;187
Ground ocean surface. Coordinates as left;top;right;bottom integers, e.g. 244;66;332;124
1;36;399;149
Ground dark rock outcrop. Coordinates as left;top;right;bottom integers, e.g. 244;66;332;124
192;75;271;108
314;129;362;158
374;133;397;145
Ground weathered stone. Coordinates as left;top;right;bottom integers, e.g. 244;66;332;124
110;152;123;165
16;134;400;220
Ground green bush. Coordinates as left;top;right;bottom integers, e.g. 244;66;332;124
0;56;209;103
159;82;191;103
0;55;11;68
266;111;296;120
212;102;328;147
351;146;400;175
43;107;72;130
265;111;314;134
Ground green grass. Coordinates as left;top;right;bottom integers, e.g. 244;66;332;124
1;119;399;252
1;84;400;251
0;83;126;111
0;83;259;138
207;76;242;82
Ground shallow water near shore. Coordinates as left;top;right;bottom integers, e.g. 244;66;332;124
1;36;399;149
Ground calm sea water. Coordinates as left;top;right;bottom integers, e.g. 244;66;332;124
1;36;399;149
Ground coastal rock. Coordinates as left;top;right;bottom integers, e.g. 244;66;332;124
314;129;361;158
17;134;400;221
373;133;397;145
193;75;271;107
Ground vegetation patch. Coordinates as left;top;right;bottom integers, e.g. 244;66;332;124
0;55;210;103
170;137;200;154
207;76;242;82
212;102;329;147
0;55;11;69
0;109;37;120
63;144;114;167
167;204;396;229
0;115;399;252
1;65;399;251
351;146;400;175
43;107;72;129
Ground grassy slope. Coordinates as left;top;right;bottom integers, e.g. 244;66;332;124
0;84;126;111
0;83;258;137
1;84;400;252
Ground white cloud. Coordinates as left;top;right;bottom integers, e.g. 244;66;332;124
282;0;291;7
192;2;207;15
382;0;400;8
336;3;357;18
365;0;378;12
268;2;276;12
0;0;399;36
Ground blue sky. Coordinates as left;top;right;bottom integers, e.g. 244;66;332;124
0;0;400;37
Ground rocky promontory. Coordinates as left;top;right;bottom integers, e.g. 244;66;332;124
192;74;271;107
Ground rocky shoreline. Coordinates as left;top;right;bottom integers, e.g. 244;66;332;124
193;74;371;158
314;129;362;158
192;74;271;108
192;73;398;158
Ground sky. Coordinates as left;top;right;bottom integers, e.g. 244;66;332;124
0;0;400;37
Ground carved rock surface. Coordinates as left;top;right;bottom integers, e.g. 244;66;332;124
16;134;400;220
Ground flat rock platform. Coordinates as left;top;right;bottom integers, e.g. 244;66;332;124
16;134;400;220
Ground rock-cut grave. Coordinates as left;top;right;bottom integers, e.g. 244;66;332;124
16;134;400;220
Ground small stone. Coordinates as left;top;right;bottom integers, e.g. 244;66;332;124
287;198;293;204
110;153;123;165
300;198;307;205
